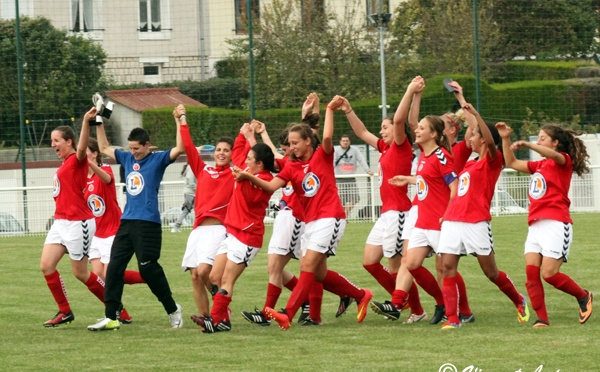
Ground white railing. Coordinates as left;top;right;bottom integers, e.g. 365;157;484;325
1;167;599;237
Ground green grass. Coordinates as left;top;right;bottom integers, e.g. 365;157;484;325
1;215;599;371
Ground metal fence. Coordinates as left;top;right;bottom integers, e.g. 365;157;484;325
1;167;599;237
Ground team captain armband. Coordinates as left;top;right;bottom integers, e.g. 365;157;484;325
443;171;457;185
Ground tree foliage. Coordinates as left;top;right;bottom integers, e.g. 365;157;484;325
0;17;106;147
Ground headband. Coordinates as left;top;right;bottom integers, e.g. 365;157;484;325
443;114;459;131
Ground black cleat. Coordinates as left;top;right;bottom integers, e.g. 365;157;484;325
430;305;446;325
370;300;400;321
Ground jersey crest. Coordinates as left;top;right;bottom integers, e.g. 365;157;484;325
529;173;547;200
416;175;428;201
378;163;383;188
127;171;145;196
283;181;294;196
53;174;60;197
457;172;470;197
87;194;106;217
302;172;320;197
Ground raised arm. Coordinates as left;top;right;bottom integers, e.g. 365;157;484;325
95;120;115;160
462;103;497;159
77;107;95;161
323;96;344;154
512;141;566;165
407;76;425;133
233;165;286;193
394;78;423;146
339;97;379;148
253;120;284;160
449;81;476;147
495;122;529;173
170;104;186;161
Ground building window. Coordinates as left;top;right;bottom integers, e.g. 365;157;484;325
366;0;390;26
143;64;161;84
138;0;171;40
235;0;259;35
301;0;324;25
70;0;102;39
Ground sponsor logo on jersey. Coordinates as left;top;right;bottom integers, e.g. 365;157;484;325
53;174;60;197
416;175;428;201
87;194;106;217
457;172;470;197
418;162;424;172
378;163;383;188
127;171;145;196
529;173;547;199
133;163;140;171
283;181;294;196
302;172;320;197
87;183;95;192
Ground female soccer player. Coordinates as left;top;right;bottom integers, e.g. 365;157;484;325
199;125;276;333
438;105;529;329
236;97;373;330
339;79;426;323
178;107;236;328
497;122;593;327
41;107;106;327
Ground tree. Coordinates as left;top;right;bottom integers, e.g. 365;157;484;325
0;17;106;147
224;0;381;109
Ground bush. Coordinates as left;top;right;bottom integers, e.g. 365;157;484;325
484;61;593;84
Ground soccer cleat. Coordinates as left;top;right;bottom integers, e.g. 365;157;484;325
216;320;231;332
264;307;291;330
297;302;310;324
403;312;429;324
300;317;321;326
459;313;475;324
197;315;218;333
441;321;461;330
336;296;355;318
357;289;373;323
532;319;549;328
517;294;530;323
578;290;593;324
43;311;74;327
169;304;183;328
241;309;271;326
430;304;446;325
119;308;132;324
370;300;400;321
87;317;120;331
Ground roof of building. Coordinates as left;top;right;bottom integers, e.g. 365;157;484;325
105;88;206;112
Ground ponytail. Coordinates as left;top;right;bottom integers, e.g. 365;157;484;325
541;125;590;177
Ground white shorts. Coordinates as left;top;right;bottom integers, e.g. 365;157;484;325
524;219;572;262
45;218;96;261
366;210;407;258
89;235;115;264
437;221;494;256
216;234;261;266
407;227;440;255
182;225;227;270
302;218;346;257
267;210;304;259
401;205;418;240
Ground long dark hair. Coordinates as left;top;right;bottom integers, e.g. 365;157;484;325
88;138;103;166
424;115;452;154
53;126;77;148
541;125;590;177
252;143;276;172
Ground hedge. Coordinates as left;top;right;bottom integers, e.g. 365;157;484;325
484;61;594;84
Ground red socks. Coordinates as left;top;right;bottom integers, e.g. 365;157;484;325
124;270;145;284
492;271;522;306
284;275;298;291
544;272;587;300
391;289;408;309
321;270;364;301
264;283;282;314
364;263;395;295
407;281;424;315
285;271;314;320
408;266;444;305
309;282;323;323
442;276;460;324
44;270;71;313
455;272;471;316
84;272;105;304
211;293;232;324
526;265;548;322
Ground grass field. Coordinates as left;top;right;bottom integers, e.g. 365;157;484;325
1;214;599;371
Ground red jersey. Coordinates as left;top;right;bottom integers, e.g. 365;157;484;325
452;140;472;173
445;153;502;223
526;153;573;224
277;146;345;223
414;147;457;230
84;164;122;238
275;157;305;222
53;153;94;221
181;125;234;228
377;138;412;213
224;133;274;247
